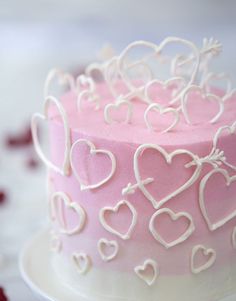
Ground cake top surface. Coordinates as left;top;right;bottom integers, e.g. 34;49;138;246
42;37;235;148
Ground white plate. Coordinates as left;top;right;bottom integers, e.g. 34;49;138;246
19;230;236;301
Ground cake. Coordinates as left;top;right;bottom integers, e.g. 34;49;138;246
31;37;236;301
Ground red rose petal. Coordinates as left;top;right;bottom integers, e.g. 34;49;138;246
0;287;8;301
0;190;7;205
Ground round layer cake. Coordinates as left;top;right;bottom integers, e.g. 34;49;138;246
32;38;236;301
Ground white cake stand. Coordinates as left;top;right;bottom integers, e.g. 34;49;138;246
19;230;236;301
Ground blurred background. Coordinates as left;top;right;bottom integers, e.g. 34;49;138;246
0;1;236;300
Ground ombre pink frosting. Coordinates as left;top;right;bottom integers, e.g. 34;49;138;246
48;82;236;276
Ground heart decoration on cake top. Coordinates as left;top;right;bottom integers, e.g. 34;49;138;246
144;77;186;105
199;168;236;231
104;100;133;124
70;139;116;191
134;259;159;286
51;191;86;236
149;208;195;249
211;120;236;171
191;245;216;274
44;68;75;98
72;252;91;275
31;96;71;176
99;200;137;240
134;143;202;209
144;103;180;133
97;238;119;262
181;85;224;125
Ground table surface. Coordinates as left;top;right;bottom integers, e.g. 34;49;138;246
0;3;236;299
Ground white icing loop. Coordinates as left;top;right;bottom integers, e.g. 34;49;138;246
191;245;216;274
199;168;236;231
70;139;116;190
149;208;195;249
232;226;236;249
31;96;71;176
134;259;159;286
99;200;137;240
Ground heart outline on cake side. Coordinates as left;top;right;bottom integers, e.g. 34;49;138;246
104;99;133;124
134;259;159;286
232;226;236;249
50;230;62;253
51;191;86;236
72;252;91;275
99;200;137;240
70;139;116;191
144;103;180;133
134;143;202;209
149;208;195;249
199;168;236;231
31;96;71;176
181;84;224;125
211;120;236;171
97;238;119;262
191;245;216;274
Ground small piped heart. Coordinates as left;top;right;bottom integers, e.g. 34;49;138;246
97;238;119;262
72;252;91;275
191;245;216;274
134;259;159;286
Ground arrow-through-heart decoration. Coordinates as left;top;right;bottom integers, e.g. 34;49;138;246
31;96;71;176
134;143;202;209
70;139;116;191
210;120;236;171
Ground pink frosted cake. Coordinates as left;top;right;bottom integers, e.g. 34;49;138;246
31;37;236;301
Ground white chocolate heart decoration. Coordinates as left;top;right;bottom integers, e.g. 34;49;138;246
31;96;71;176
144;103;180;133
72;252;91;275
99;200;137;240
97;238;119;262
181;85;224;124
134;259;159;286
134;143;202;209
211;120;236;171
104;100;133;124
51;191;86;236
44;68;75;98
70;139;116;191
149;208;195;249
199;168;236;231
191;245;216;274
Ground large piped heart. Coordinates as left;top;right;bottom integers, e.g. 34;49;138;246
182;85;224;125
99;200;137;240
97;238;119;262
191;245;216;274
134;259;159;286
199;168;236;231
51;192;86;236
149;208;195;249
134;143;202;209
31;96;71;176
211;120;236;171
70;139;116;191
